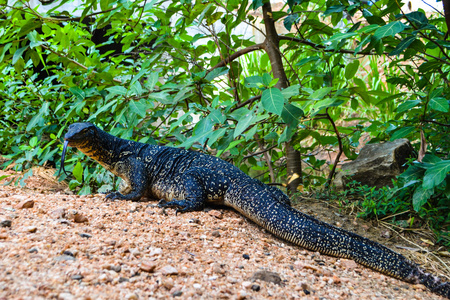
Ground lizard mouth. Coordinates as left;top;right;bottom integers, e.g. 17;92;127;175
58;140;71;177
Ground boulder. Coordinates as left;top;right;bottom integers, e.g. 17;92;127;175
333;139;415;190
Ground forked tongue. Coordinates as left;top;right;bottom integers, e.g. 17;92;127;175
58;140;71;177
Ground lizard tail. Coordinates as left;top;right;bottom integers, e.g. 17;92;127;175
230;190;450;298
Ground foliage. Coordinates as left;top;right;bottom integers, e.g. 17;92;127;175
318;180;449;246
0;0;449;239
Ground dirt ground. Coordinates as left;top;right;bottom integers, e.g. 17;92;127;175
0;167;448;300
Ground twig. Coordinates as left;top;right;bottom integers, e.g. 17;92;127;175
325;108;343;188
207;43;265;73
41;44;122;84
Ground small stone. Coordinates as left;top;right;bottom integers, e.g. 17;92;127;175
28;247;38;253
250;270;282;285
161;265;178;275
237;290;247;300
119;277;129;283
125;293;138;300
251;284;260;291
78;233;92;239
211;230;221;237
71;274;83;280
0;234;8;240
140;261;157;273
242;281;252;289
208;210;223;219
54;255;75;261
110;265;122;273
340;259;358;270
58;292;74;300
26;226;37;233
0;220;12;228
172;291;183;297
193;283;202;289
51;208;66;219
74;213;88;223
15;199;34;209
242;254;250;260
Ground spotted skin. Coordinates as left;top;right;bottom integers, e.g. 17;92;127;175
62;123;449;298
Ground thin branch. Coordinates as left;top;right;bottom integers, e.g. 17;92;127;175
41;44;122;84
279;35;381;55
207;43;265;73
423;119;450;127
325;108;343;189
243;144;278;159
230;94;261;112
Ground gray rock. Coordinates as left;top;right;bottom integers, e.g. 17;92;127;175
250;270;282;285
334;139;414;190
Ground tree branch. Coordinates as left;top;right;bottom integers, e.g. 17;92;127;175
41;44;123;84
325;108;343;189
207;43;265;73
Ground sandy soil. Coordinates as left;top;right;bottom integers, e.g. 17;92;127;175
0;167;448;300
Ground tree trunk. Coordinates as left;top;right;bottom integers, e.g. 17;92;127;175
262;2;302;194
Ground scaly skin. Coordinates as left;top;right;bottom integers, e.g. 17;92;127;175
61;122;450;298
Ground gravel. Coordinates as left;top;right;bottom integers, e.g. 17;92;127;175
0;168;446;299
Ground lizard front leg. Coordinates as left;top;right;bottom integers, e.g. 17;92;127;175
105;159;148;201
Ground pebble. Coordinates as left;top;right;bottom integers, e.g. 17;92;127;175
54;255;75;261
160;265;178;275
78;233;92;238
250;270;282;285
211;230;221;237
125;293;139;300
251;284;260;291
340;259;358;270
208;210;223;219
26;226;37;233
242;254;250;260
0;219;12;228
58;292;74;300
172;291;183;297
74;213;88;223
51;208;66;219
193;283;202;289
140;261;157;273
15;199;34;209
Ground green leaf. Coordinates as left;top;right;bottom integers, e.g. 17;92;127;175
390;126;415;140
244;76;263;88
29;137;38;147
422;160;450;190
389;36;416;56
69;87;85;101
428;97;449;112
234;113;257;138
128;101;147;118
27;102;50;132
73;162;83;183
205;67;229;81
323;5;346;16
309;87;332;100
281;85;300;99
129;60;151;87
345;60;360;80
281;104;303;127
398;164;425;183
284;13;298;31
373;21;406;40
12;45;29;64
261;88;284;115
412;185;434;212
396;100;421;113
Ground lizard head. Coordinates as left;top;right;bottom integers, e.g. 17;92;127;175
58;122;97;177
